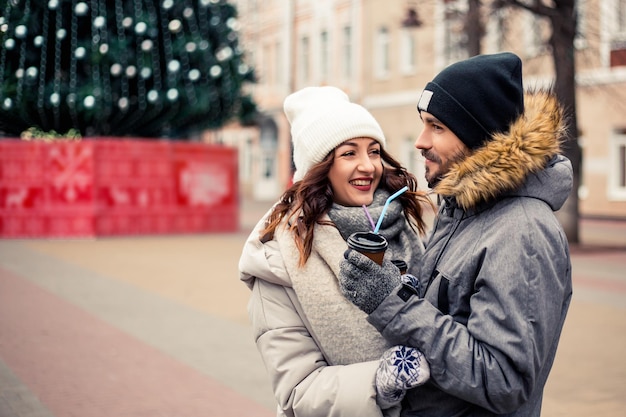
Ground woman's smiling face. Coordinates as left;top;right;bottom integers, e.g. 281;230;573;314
328;137;383;206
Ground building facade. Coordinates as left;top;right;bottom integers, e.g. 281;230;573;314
216;0;626;220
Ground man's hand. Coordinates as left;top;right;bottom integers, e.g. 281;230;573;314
339;249;401;314
375;345;430;409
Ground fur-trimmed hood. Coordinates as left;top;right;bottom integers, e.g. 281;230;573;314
434;89;572;211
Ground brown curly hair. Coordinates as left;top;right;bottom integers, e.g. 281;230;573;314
260;147;433;267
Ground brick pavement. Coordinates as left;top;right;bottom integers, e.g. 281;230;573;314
0;267;270;417
0;201;625;417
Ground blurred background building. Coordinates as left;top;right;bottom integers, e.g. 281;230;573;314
211;0;626;222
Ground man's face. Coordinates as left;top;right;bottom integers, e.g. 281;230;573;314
415;111;469;188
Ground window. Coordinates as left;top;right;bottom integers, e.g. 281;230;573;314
524;11;549;57
610;0;626;67
262;43;270;86
443;0;468;64
574;0;587;49
375;26;390;78
342;26;352;79
619;0;626;32
299;36;310;83
242;137;252;181
401;136;419;178
609;130;626;200
320;31;329;82
485;9;506;53
400;29;416;74
275;40;282;86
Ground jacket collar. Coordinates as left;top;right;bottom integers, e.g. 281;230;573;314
434;89;564;211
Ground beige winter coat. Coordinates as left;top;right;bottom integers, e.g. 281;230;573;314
239;208;419;417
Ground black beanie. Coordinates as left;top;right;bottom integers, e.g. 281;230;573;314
417;52;524;149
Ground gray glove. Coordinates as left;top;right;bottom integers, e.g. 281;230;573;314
339;249;401;314
375;345;430;409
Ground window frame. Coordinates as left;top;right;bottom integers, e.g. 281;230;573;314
609;130;626;200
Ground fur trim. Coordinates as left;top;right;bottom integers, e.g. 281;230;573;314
434;89;565;210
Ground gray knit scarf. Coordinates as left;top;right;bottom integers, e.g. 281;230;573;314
328;189;421;273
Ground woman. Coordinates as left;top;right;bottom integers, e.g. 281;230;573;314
239;86;432;417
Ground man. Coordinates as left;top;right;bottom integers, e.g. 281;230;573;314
339;52;573;416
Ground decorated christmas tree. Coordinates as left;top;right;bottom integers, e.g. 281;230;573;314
0;0;257;139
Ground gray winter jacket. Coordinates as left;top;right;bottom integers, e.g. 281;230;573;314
367;90;573;417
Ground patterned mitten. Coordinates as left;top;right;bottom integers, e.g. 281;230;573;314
401;273;421;295
375;345;430;409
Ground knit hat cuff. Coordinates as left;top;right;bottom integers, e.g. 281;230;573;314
417;81;489;149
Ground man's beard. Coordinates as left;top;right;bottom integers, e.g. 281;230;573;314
422;149;468;189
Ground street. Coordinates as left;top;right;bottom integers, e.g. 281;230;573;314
0;199;625;417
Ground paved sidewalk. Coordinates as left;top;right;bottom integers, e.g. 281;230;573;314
0;199;625;417
0;234;276;417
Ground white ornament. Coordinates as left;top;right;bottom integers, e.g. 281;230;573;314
84;95;95;108
125;66;137;78
167;88;179;101
15;25;27;38
167;60;181;73
168;19;182;33
50;93;61;106
94;16;106;29
118;97;129;110
141;39;153;51
75;47;86;59
110;63;122;76
75;2;89;16
147;90;159;103
26;67;38;79
188;69;201;81
140;67;152;79
135;22;147;35
210;65;222;78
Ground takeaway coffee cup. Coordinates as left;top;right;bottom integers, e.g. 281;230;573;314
391;259;408;274
346;232;388;266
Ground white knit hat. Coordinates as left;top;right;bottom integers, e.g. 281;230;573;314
284;86;386;182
